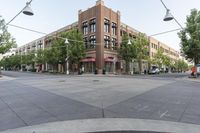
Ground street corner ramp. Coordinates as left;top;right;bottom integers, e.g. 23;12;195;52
2;118;200;133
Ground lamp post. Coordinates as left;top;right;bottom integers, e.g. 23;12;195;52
160;0;183;29
127;39;133;74
65;38;69;75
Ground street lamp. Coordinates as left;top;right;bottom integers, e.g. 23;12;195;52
65;38;69;75
127;39;133;74
128;39;131;45
160;0;183;29
23;2;34;16
6;0;34;25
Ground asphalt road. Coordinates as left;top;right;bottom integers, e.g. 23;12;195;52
0;71;200;132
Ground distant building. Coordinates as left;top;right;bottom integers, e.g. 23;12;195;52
15;0;180;74
2;48;16;58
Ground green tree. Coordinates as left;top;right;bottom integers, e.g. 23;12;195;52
25;52;35;69
44;47;60;72
162;55;171;68
178;9;200;65
35;49;46;65
133;33;149;74
9;55;21;69
51;29;85;73
0;16;16;54
65;29;85;72
118;34;136;73
153;48;165;69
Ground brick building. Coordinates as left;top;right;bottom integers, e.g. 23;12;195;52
15;0;180;74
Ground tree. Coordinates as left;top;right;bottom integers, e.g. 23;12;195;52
44;47;60;72
24;52;35;69
162;55;171;69
118;34;136;73
133;33;149;74
51;29;85;73
65;29;85;72
153;48;165;69
35;49;46;65
178;9;200;65
0;16;16;54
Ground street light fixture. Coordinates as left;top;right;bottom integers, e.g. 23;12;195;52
128;39;131;45
160;0;183;29
163;9;173;21
65;38;69;75
6;0;34;25
23;2;34;16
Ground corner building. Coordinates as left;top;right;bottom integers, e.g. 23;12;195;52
16;0;180;74
78;0;121;74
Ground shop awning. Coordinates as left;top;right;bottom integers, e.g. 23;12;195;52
80;58;95;62
105;57;114;62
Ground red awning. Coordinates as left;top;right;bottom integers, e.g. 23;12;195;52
105;57;114;62
80;58;95;62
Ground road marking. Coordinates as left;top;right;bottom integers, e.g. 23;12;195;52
138;105;149;111
160;110;169;118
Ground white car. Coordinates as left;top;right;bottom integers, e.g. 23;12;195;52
149;68;160;74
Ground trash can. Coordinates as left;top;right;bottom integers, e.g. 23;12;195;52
102;69;106;75
94;69;98;75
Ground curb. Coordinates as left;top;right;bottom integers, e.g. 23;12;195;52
2;118;200;133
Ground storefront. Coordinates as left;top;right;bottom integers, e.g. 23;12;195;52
80;57;96;73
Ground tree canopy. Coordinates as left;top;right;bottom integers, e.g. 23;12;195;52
133;33;149;74
0;16;16;54
118;34;136;73
178;9;200;65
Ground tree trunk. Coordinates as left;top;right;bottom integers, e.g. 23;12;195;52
138;59;142;74
125;61;129;74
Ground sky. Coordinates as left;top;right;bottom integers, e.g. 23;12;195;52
0;0;200;51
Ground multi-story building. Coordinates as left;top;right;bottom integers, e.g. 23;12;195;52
15;0;180;73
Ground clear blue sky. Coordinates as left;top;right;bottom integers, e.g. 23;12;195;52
1;0;200;51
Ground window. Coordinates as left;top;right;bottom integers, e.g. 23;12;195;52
89;35;96;48
111;38;117;50
84;37;88;49
82;21;88;35
104;35;110;49
104;19;110;33
90;19;96;33
112;22;117;35
120;30;123;36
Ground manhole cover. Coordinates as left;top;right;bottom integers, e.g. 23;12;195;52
93;80;99;82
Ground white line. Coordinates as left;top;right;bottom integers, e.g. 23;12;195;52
160;110;169;118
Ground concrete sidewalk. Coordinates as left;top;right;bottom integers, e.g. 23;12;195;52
2;118;200;133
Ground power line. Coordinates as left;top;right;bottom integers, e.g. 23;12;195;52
8;24;47;35
8;23;183;45
149;28;181;36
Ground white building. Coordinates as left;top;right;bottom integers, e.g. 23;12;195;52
2;48;16;58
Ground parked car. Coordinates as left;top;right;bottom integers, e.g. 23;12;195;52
148;68;160;74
